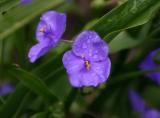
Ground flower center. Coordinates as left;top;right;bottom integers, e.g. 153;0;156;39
85;60;90;70
39;28;44;32
39;26;55;40
81;53;91;70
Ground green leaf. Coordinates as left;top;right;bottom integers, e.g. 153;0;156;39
8;66;58;103
0;0;19;14
32;42;70;79
143;86;160;108
12;92;31;118
108;18;151;53
153;50;160;64
109;67;160;85
83;19;98;30
64;88;78;113
109;31;140;53
30;112;47;118
0;84;28;118
0;3;70;116
0;97;4;105
89;0;160;40
0;0;65;40
48;74;71;101
0;40;70;117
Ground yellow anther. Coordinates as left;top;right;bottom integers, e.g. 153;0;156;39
39;28;44;32
85;60;90;70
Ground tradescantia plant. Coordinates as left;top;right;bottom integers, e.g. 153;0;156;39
0;0;160;118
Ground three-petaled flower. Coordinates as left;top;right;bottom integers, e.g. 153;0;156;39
139;48;160;85
62;30;111;87
28;11;66;62
128;89;160;118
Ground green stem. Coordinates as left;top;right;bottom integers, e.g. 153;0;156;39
12;92;31;118
64;88;78;113
62;39;73;44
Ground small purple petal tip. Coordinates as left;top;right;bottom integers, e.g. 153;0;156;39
20;0;32;6
28;40;52;63
0;82;14;96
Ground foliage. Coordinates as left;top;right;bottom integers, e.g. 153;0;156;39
0;0;160;118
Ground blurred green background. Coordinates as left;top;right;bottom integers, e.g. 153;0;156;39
0;0;160;118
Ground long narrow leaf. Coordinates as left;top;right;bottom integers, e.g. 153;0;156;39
8;65;58;103
0;0;65;40
90;0;160;40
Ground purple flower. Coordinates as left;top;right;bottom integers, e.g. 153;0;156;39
62;30;111;87
128;89;145;113
20;0;32;6
0;82;14;96
28;11;66;62
143;109;160;118
139;48;160;84
128;89;160;118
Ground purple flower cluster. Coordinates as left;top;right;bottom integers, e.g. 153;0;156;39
28;11;111;87
62;31;111;87
128;89;160;118
139;48;160;84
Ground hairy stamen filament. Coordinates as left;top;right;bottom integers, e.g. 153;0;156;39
81;53;85;59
